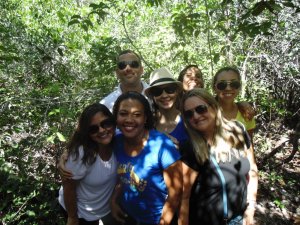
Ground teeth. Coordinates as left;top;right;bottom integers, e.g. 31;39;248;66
123;126;135;132
99;133;108;138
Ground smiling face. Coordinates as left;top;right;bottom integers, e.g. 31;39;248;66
183;96;216;136
116;53;144;88
89;112;115;146
152;84;179;110
116;98;147;140
182;67;204;91
214;70;241;103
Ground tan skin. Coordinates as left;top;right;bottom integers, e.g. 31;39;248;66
150;84;182;146
214;70;255;139
110;98;182;225
180;66;255;126
179;96;258;225
116;53;144;93
181;67;204;91
63;112;115;225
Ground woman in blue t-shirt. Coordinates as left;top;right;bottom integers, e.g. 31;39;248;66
110;91;182;225
145;67;188;146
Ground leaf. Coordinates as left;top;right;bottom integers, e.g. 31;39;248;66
46;135;55;143
251;2;267;16
83;19;93;28
56;132;66;142
70;14;81;19
57;47;64;56
26;210;36;216
48;108;60;116
282;1;294;8
68;19;80;26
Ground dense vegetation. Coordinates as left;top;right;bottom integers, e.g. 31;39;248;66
0;0;299;224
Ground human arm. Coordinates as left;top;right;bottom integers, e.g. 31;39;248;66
159;160;183;225
178;162;198;225
58;150;73;179
244;144;258;225
62;178;79;225
110;181;127;224
237;102;256;122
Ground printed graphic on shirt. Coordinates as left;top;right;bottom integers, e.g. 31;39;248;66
118;162;147;192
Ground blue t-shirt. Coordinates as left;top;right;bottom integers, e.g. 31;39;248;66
114;129;181;224
169;116;189;146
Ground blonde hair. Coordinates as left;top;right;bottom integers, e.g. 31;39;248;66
181;88;248;164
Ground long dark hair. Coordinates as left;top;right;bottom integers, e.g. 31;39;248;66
178;65;204;88
112;91;154;130
67;103;115;165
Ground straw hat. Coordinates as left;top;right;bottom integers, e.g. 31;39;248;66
145;67;182;97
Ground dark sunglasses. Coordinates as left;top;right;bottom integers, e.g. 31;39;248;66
150;84;178;97
117;60;140;70
183;104;209;119
88;118;115;134
216;80;241;91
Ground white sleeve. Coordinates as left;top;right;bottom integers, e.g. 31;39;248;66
66;146;89;180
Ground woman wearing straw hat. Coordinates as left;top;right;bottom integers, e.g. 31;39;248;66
145;67;188;146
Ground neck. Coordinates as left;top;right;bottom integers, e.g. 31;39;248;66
97;144;112;161
125;129;148;146
157;107;180;122
219;100;238;120
124;130;149;156
219;99;235;109
120;82;143;93
202;129;215;146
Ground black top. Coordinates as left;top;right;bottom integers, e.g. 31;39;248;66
180;140;250;225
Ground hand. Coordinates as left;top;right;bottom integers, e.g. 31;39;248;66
58;151;73;180
243;207;255;225
66;216;79;225
110;201;127;224
237;102;256;121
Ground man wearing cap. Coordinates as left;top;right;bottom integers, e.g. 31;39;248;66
100;50;149;111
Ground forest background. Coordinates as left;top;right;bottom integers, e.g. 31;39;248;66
0;0;299;224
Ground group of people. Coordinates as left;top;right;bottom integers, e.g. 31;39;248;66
57;50;258;225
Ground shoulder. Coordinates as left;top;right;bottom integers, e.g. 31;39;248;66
69;145;84;160
100;86;122;110
236;110;256;130
232;121;251;149
141;81;150;92
149;129;174;145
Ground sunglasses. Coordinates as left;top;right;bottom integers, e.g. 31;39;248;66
183;104;209;119
150;84;178;97
88;118;115;134
215;80;241;91
117;60;140;70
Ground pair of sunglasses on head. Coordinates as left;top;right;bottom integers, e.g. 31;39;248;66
89;118;115;134
215;80;241;91
117;60;140;70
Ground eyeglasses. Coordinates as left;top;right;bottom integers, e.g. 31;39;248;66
149;84;178;97
215;80;241;91
117;60;140;70
183;105;209;119
88;118;115;134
